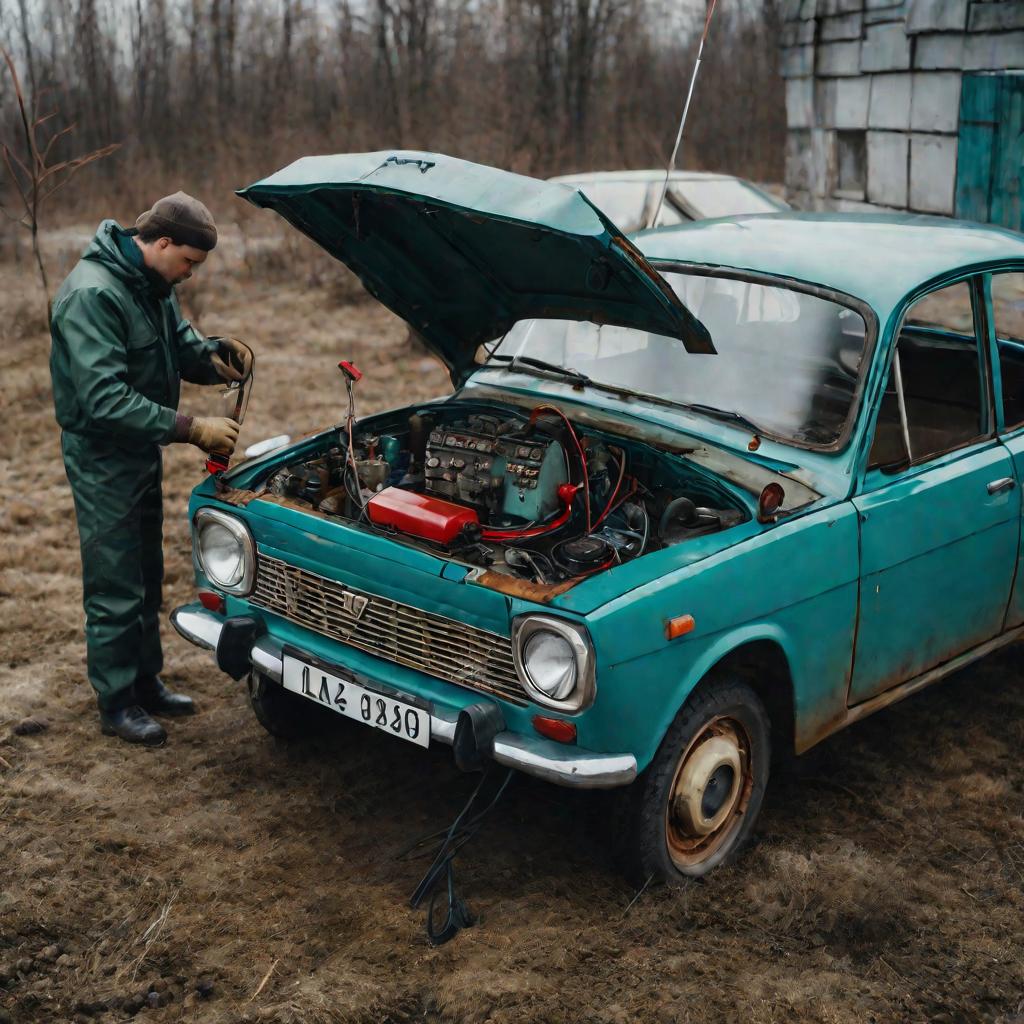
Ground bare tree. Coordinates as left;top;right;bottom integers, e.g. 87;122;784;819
0;0;785;217
1;48;120;322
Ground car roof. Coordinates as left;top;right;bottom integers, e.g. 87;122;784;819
637;212;1024;315
550;169;740;184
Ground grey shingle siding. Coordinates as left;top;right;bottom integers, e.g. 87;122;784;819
779;0;1023;215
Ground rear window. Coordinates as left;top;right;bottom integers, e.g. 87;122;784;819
669;179;783;219
572;180;649;232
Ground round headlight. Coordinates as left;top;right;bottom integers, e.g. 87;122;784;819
200;521;244;587
523;629;577;700
512;615;595;712
194;509;255;595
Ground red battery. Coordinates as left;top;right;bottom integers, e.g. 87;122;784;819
367;488;479;544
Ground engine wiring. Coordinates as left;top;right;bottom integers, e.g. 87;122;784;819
591;445;629;532
266;395;742;587
479;495;576;542
528;404;592;532
342;375;371;521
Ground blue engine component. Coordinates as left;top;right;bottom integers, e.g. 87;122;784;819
423;423;567;523
496;438;567;522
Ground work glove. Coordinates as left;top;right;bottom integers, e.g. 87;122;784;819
210;336;254;383
188;416;240;454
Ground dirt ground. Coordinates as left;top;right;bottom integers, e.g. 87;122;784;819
1;229;1023;1024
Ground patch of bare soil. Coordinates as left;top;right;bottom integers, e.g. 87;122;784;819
1;237;1023;1024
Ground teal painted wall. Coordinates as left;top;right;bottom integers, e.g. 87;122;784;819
956;72;1024;232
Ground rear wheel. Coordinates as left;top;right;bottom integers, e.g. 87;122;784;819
621;679;770;882
247;672;332;739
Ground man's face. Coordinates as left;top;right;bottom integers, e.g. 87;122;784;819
142;237;209;285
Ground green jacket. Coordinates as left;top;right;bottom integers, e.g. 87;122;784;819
50;220;220;446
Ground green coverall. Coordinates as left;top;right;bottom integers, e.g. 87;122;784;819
50;220;222;708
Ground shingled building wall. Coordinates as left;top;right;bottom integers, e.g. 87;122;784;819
780;0;1024;216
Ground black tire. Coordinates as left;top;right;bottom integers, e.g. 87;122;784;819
620;678;771;883
246;671;333;740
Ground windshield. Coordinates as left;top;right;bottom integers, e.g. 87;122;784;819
483;271;869;447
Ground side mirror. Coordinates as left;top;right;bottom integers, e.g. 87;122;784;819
878;455;911;475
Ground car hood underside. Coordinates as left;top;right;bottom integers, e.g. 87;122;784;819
237;150;713;382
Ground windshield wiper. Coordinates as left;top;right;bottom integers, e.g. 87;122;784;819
491;353;593;388
680;402;763;436
487;356;763;437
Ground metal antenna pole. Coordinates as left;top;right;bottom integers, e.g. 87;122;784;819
648;0;720;230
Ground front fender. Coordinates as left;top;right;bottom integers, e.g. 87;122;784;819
583;504;859;772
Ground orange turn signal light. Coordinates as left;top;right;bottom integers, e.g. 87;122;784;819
665;614;696;640
198;590;226;614
532;716;577;744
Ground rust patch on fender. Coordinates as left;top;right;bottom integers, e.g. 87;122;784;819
214;486;264;507
472;571;578;603
256;493;322;516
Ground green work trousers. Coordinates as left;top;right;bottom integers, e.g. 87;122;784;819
62;432;164;708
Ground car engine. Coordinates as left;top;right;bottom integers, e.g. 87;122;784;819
263;404;745;584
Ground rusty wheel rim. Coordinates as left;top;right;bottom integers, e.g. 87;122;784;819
664;716;754;871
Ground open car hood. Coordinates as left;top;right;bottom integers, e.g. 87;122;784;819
238;151;713;382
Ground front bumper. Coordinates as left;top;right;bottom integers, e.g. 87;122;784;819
171;606;637;789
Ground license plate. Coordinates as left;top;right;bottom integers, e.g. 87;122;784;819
282;655;430;748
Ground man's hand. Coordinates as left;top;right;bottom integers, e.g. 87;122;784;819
188;416;240;454
210;337;254;383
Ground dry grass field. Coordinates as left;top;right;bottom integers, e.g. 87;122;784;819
1;229;1023;1024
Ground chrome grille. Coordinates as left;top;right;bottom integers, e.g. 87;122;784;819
251;551;526;705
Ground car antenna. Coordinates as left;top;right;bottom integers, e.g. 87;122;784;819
647;0;720;230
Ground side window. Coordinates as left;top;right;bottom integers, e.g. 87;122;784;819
992;272;1024;429
868;281;986;469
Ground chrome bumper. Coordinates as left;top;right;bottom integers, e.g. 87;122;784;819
170;606;637;790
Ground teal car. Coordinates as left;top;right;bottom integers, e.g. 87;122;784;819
172;152;1024;881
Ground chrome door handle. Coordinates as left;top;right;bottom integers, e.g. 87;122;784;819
987;477;1016;494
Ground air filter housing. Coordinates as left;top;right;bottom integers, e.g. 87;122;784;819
553;536;613;574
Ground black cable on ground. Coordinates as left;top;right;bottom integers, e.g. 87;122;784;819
397;768;515;946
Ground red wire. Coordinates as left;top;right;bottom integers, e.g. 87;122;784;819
591;447;627;531
529;404;591;532
480;501;574;542
481;431;635;543
480;405;591;542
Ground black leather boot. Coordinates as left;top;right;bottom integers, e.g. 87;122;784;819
99;703;167;746
135;675;196;717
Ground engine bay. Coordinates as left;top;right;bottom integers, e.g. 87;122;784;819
261;404;746;585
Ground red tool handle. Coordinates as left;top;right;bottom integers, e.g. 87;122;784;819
338;360;363;382
206;453;230;476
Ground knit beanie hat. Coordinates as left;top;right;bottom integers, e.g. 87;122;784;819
135;191;218;251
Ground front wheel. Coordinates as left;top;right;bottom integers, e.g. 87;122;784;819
621;679;771;882
247;672;333;740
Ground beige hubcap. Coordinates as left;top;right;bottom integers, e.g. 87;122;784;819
671;734;742;836
665;717;754;871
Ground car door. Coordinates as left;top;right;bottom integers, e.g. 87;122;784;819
848;276;1020;705
988;268;1024;627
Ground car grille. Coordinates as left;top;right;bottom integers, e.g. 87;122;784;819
251;551;527;705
